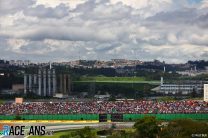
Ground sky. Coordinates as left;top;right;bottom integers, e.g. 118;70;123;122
0;0;208;63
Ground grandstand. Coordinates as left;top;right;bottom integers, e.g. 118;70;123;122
0;100;207;121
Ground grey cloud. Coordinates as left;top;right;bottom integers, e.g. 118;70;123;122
74;0;132;20
24;4;70;18
0;0;35;15
197;13;208;22
0;0;208;63
147;8;198;24
95;43;119;52
195;12;208;28
16;26;117;42
201;52;208;59
134;37;167;46
74;0;96;13
20;42;50;52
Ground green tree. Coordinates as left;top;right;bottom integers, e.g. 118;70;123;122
191;88;197;98
134;116;160;138
60;127;98;138
108;95;116;101
0;100;4;104
74;127;98;138
107;130;134;138
160;119;208;138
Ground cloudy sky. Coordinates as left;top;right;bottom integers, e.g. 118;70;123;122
0;0;208;63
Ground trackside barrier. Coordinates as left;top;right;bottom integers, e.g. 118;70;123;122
0;114;99;120
123;114;208;121
0;120;99;123
0;114;207;121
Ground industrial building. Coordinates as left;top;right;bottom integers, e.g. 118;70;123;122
57;74;71;95
159;77;208;95
24;68;71;97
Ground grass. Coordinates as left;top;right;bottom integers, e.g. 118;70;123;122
29;128;99;138
29;128;134;138
29;129;77;138
29;132;67;138
75;76;160;84
80;76;146;81
124;128;136;133
0;100;5;104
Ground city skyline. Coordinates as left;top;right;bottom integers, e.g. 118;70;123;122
0;0;208;63
2;58;208;64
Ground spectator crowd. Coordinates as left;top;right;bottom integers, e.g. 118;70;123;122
0;100;207;115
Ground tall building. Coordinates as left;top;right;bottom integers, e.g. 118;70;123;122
57;74;71;95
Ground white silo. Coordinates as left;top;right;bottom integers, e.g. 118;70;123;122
38;69;42;96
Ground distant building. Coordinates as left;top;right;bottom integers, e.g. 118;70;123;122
9;60;30;66
12;84;24;92
56;73;71;96
23;60;30;66
159;77;207;95
9;60;15;65
94;94;110;99
177;70;208;77
1;89;16;95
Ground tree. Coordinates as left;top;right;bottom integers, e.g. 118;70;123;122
74;127;98;138
191;88;197;98
108;95;116;101
160;119;208;138
134;116;160;138
107;130;134;138
60;127;98;138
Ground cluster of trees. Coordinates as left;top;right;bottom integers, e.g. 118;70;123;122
59;127;97;138
72;82;154;98
58;117;208;138
135;70;181;80
0;68;23;90
110;117;208;138
56;65;182;80
188;60;208;69
69;67;116;77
